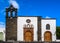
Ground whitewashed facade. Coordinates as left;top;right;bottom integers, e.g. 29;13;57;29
41;19;56;41
17;17;38;41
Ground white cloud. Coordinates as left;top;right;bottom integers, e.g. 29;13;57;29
0;28;5;32
0;0;19;15
0;22;5;32
46;16;51;18
0;22;5;28
9;0;19;9
0;9;5;15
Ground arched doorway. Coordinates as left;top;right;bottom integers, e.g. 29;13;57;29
44;31;52;42
23;24;34;42
24;31;33;42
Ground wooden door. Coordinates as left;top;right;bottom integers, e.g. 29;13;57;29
24;31;33;42
44;31;52;42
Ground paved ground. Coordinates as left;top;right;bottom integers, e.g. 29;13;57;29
0;41;60;43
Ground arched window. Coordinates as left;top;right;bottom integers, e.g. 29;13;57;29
46;24;50;30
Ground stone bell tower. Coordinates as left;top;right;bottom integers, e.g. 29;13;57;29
6;5;17;41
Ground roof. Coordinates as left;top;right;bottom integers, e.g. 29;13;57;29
42;18;56;20
17;16;42;17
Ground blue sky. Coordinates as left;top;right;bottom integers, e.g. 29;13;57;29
0;0;60;28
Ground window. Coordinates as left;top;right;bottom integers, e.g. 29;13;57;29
46;24;50;30
26;19;31;23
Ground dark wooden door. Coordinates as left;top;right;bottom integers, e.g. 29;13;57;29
24;31;33;42
44;31;52;42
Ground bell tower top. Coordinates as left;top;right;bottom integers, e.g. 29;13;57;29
6;4;17;18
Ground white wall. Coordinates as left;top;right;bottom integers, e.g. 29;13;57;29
41;19;56;41
17;17;38;41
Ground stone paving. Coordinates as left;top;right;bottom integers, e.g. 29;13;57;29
0;41;60;43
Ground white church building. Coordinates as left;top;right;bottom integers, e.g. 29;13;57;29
17;17;56;42
0;5;57;42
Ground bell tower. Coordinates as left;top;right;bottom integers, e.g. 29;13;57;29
6;5;17;18
6;5;17;41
